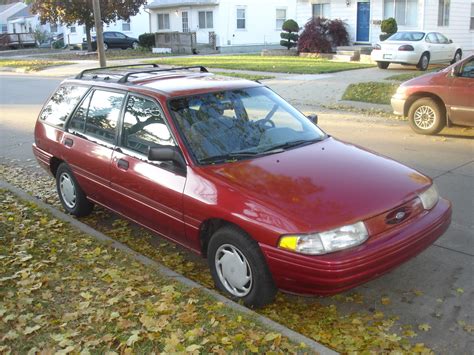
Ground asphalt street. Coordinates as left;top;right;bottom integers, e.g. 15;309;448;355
0;74;473;353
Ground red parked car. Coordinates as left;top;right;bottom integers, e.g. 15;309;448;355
33;65;452;307
391;55;474;134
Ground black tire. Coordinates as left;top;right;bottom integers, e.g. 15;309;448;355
377;61;390;69
451;49;462;64
56;163;94;217
208;225;277;308
131;41;139;50
408;97;445;135
417;53;430;71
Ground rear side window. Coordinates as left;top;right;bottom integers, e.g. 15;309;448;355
68;89;125;144
122;95;175;155
40;85;88;127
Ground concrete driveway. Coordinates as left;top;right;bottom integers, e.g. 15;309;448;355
0;73;472;353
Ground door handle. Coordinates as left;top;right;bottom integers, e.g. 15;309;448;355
64;138;73;147
117;158;129;170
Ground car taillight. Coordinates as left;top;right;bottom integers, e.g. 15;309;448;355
398;45;414;51
373;44;381;50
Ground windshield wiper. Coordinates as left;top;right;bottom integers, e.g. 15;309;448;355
199;151;259;164
261;138;324;153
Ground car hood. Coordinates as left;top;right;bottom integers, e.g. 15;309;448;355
202;137;431;232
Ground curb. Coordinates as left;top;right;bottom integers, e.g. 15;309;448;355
0;179;337;355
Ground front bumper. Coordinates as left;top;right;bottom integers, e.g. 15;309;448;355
260;198;452;295
391;95;406;116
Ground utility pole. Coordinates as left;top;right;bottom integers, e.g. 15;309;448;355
92;0;106;67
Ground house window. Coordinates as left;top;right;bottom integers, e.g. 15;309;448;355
438;0;450;26
70;26;76;33
237;8;246;29
198;11;213;29
384;0;418;26
471;3;474;30
1;24;7;33
122;21;131;31
276;8;287;29
312;3;330;18
157;13;170;30
50;24;58;33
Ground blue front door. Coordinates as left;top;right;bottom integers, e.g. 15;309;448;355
356;2;370;42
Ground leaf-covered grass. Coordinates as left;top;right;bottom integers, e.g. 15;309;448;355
342;82;399;105
0;163;435;353
48;49;177;61
0;59;72;72
384;68;441;82
145;55;374;74
0;189;305;353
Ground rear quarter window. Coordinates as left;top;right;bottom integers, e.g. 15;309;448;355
40;85;88;128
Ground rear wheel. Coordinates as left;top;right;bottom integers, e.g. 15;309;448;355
377;61;390;69
103;42;109;51
56;163;94;216
417;53;430;71
208;225;277;308
408;97;445;135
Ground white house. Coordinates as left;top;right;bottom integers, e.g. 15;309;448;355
296;0;473;53
147;0;473;54
147;0;297;52
0;2;26;33
63;7;149;46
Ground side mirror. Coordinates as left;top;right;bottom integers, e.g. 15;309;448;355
148;146;186;169
449;39;453;43
307;114;318;125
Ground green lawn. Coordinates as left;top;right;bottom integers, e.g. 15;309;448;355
342;82;399;105
0;59;72;71
384;66;446;82
146;55;374;74
215;72;275;81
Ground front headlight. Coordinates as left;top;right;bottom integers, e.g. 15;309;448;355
418;184;439;210
278;221;369;255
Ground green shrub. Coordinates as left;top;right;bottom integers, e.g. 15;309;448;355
280;19;299;50
138;33;155;49
380;18;397;41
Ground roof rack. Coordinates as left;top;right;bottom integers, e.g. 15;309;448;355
75;64;209;83
75;63;159;79
117;65;209;83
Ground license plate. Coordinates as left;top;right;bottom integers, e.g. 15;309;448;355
383;54;393;59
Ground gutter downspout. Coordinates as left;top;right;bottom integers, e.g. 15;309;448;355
144;7;151;33
420;0;425;30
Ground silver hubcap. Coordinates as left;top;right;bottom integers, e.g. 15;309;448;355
59;173;76;209
215;244;252;297
132;42;138;49
104;43;108;50
414;105;436;129
422;56;428;69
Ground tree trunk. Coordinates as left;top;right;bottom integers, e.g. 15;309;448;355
85;24;92;52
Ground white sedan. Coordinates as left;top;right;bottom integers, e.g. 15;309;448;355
371;31;462;71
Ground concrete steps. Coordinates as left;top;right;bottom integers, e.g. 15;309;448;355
334;45;373;62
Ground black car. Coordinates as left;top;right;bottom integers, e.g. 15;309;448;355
88;31;139;51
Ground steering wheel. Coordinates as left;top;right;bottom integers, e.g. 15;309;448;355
254;104;279;129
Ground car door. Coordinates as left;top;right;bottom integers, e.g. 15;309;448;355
109;94;188;247
103;32;118;48
435;32;454;62
425;32;442;62
447;58;474;126
65;88;125;203
114;32;129;48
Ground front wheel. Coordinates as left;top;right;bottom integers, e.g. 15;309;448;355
408;98;445;135
131;41;139;50
208;225;277;308
56;163;94;216
103;42;109;51
451;50;462;64
377;61;390;69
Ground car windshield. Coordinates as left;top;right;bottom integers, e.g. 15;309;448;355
388;32;425;41
169;87;326;164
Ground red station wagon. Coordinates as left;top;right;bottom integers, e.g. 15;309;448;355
33;65;452;307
